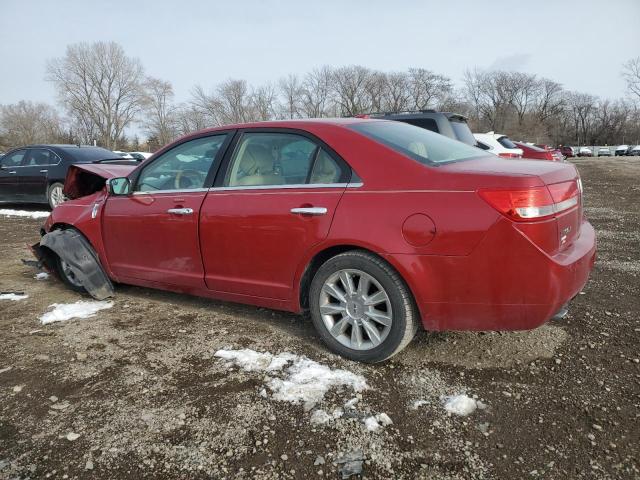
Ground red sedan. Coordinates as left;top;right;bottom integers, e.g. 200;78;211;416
35;119;596;362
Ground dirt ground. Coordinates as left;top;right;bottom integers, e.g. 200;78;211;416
1;157;639;480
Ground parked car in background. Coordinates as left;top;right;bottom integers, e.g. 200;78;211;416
534;144;564;162
0;144;124;208
560;146;575;158
355;110;478;146
614;145;630;156
577;147;593;157
597;147;611;157
34;118;596;362
128;151;153;161
514;142;555;161
474;132;523;158
630;145;640;156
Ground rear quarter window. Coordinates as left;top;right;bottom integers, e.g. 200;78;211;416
350;121;485;165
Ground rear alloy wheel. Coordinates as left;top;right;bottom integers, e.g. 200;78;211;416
309;250;418;363
48;182;66;209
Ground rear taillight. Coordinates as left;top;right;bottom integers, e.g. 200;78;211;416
498;152;522;159
479;180;579;221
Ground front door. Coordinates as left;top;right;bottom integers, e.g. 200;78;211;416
102;133;231;289
0;149;27;202
200;130;351;300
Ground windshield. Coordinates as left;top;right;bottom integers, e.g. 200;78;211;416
449;118;477;146
349;121;486;165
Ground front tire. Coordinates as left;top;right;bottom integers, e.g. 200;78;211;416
309;250;418;363
55;255;86;294
47;182;66;209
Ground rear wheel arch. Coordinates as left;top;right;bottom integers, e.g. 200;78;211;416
298;245;420;317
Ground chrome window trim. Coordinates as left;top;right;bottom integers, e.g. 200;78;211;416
132;188;210;196
130;182;363;195
208;183;349;192
17;148;63;167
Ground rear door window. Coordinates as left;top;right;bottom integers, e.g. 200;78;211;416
24;149;61;166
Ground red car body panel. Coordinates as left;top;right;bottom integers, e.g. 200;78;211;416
44;119;596;332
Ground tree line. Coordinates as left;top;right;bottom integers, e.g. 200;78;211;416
1;41;639;152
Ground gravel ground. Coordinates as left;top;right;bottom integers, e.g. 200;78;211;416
1;156;639;480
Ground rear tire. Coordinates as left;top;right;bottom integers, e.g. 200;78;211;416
47;182;66;209
309;250;419;363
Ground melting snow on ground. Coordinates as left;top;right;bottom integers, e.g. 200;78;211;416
0;293;28;301
215;348;367;410
0;209;50;219
363;413;393;432
35;272;50;280
40;301;114;325
443;394;486;416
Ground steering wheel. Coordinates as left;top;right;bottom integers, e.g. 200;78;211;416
174;170;205;190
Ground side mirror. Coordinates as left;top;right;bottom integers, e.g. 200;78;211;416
106;177;131;196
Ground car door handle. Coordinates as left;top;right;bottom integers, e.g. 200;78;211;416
167;208;193;215
40;169;48;173
8;171;16;174
290;207;327;216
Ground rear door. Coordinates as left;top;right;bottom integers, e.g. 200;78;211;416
0;149;27;201
200;129;351;300
102;133;232;288
18;148;60;202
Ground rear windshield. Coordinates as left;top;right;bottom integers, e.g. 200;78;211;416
349;121;486;165
61;147;119;163
497;136;518;149
449;118;477;146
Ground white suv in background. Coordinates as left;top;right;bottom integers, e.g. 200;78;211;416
474;132;523;158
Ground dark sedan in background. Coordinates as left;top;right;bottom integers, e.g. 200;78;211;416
0;144;128;208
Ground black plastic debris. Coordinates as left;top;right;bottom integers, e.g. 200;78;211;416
32;229;114;300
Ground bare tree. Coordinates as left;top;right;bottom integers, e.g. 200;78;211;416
250;83;278;121
279;74;303;119
622;57;640;101
408;68;453;110
46;41;145;149
300;66;334;118
332;65;373;116
0;101;64;148
141;77;178;146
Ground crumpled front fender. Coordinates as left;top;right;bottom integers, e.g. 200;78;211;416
33;229;114;300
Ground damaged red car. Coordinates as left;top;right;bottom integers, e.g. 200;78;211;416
34;119;596;362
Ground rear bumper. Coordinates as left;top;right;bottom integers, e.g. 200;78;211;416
386;219;596;331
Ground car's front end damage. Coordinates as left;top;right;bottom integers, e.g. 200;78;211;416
32;163;137;300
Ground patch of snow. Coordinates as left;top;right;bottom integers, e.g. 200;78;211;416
0;209;50;219
411;399;428;410
344;397;359;409
364;412;393;432
268;357;367;410
35;272;50;280
0;293;28;301
215;348;367;410
66;432;80;441
214;349;296;372
443;394;480;416
40;301;113;325
310;409;332;425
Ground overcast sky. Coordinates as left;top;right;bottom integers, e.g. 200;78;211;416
1;0;639;107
